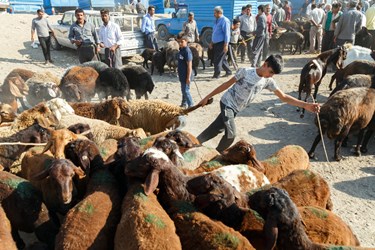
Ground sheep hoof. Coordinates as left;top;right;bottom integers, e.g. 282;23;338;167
334;155;342;161
353;151;361;157
308;152;317;160
360;147;368;154
296;107;300;112
300;114;305;119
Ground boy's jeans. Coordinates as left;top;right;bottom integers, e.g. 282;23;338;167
180;81;194;107
197;102;237;152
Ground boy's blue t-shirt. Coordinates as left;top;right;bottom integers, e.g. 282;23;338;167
178;46;193;83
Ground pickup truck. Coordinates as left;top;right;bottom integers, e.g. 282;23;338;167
154;0;273;48
50;10;145;58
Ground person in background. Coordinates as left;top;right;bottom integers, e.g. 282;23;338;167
324;3;332;13
357;2;368;27
183;12;199;43
309;3;325;54
141;6;158;50
196;54;320;152
273;3;286;26
306;0;315;18
228;19;242;69
284;1;292;21
235;6;247;21
177;33;194;108
136;0;146;14
98;9;124;69
239;4;256;63
322;3;342;51
252;5;267;67
334;0;362;46
361;0;370;12
31;9;55;65
69;8;100;63
365;0;375;49
263;4;273;61
300;0;310;17
211;6;232;79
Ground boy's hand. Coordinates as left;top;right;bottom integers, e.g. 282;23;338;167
306;103;320;113
198;97;213;107
186;78;190;84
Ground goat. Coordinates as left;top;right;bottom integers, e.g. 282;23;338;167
297;46;347;118
330;74;375;96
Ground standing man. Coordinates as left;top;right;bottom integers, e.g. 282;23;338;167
211;6;232;79
284;1;292;21
322;3;342;51
365;1;375;49
141;6;158;51
31;9;55;65
136;0;146;14
239;5;256;63
309;3;325;54
68;9;100;63
182;12;199;43
252;5;267;67
263;4;273;61
98;9;124;69
300;0;310;17
196;54;320;152
334;0;363;46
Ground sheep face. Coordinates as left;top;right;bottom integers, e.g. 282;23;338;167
42;129;80;159
7;75;29;97
20;124;50;144
64;84;82;102
152;136;184;162
116;136;142;162
0;103;17;122
165;130;195;149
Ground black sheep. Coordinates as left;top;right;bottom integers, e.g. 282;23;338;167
151;48;166;76
141;48;155;69
121;65;155;99
96;67;130;100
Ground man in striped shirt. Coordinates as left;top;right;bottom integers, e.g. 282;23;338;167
99;9;124;69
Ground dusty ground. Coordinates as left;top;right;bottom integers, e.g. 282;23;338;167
0;13;374;247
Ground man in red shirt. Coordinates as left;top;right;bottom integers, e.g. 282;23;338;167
284;1;292;21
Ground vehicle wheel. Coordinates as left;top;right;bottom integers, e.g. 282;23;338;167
50;36;62;50
201;28;212;48
157;25;170;41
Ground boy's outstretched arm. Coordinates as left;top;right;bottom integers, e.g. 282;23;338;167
273;89;320;113
199;76;237;106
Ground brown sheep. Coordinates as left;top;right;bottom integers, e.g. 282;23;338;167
60;66;98;102
188;42;205;70
308;87;375;161
55;168;121;250
69;97;132;125
139;130;200;151
114;182;182;250
0;205;17;250
0;171;59;249
0;68;34;111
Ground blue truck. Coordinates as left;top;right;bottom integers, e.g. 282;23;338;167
153;0;273;47
43;0;78;15
78;0;115;10
8;0;43;13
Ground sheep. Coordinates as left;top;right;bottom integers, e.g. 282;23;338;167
354;27;373;49
0;205;17;250
141;48;156;69
188;46;201;76
188;42;205;70
330;74;375;96
297;46;347;118
96;67;130;100
273;169;333;210
151;48;166;76
0;123;50;172
67;123;94;141
308;88;375;161
165;40;179;75
121;65;155;99
69;97;132;125
0;103;17;125
118;99;191;135
298;206;360;246
271;31;305;55
25;77;62;108
114;182;182;250
45;97;75;122
342;44;373;68
45;98;147;144
1;68;31;111
81;60;109;74
0;171;59;249
207;46;213;66
55;168;121;250
21;157;85;215
329;60;375;90
60;66;98;102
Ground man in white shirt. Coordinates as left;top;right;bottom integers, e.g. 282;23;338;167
309;3;325;54
99;9;124;69
239;4;257;63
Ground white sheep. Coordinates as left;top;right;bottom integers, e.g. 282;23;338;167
342;44;373;68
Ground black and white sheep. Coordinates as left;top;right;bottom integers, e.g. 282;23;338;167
121;65;155;99
96;67;130;100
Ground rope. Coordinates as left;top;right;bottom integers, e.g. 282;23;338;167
0;142;47;146
193;79;203;100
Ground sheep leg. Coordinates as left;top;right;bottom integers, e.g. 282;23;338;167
11;228;25;249
200;57;206;70
328;71;337;91
334;127;350;161
151;64;154;75
354;129;366;156
360;128;374;153
308;133;322;160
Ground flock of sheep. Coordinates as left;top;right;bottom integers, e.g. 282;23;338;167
0;39;374;249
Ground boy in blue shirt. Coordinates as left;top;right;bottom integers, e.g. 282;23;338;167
177;34;194;108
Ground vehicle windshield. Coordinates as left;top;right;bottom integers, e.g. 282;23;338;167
176;7;188;19
112;16;141;32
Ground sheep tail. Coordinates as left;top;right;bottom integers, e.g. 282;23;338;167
182;98;213;115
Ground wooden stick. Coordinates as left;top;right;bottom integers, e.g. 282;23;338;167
0;142;47;146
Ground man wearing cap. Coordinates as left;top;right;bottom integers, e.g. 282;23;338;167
69;8;100;63
183;12;199;43
334;0;363;46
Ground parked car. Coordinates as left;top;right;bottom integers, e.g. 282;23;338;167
50;10;145;58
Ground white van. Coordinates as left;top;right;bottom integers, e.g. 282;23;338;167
50;10;145;58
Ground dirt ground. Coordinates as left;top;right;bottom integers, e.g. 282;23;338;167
0;13;374;247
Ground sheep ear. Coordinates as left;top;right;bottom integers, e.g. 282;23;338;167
36;116;51;129
144;169;160;195
263;218;278;250
9;77;25;98
73;166;86;179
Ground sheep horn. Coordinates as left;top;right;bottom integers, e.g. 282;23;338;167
73;166;86;180
116;106;121;120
